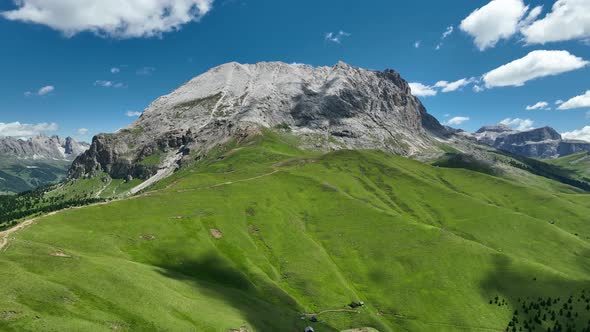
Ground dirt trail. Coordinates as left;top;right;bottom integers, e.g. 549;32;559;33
0;210;60;251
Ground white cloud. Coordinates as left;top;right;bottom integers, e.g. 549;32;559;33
94;80;126;88
136;66;156;75
482;50;588;88
522;0;590;45
434;78;476;92
0;122;58;137
445;116;470;126
1;0;214;38
25;85;55;96
500;118;534;131
76;128;89;135
557;90;590;110
435;26;454;50
111;67;120;74
38;85;55;95
525;101;550;110
442;26;454;39
460;0;528;51
414;40;421;48
473;85;485;93
562;126;590;142
126;111;143;117
518;5;543;29
408;82;437;97
555;99;564;105
325;31;350;44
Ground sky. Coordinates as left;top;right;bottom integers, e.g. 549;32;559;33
1;0;589;141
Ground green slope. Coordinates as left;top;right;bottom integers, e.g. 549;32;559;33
0;159;71;194
546;151;590;180
1;132;590;331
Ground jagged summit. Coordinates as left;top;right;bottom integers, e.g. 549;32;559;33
70;61;447;179
0;135;88;161
472;125;590;159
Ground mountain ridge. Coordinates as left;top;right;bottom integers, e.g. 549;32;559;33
470;125;590;159
70;61;448;180
0;135;89;193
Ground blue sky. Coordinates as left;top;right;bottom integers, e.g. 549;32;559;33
1;0;589;141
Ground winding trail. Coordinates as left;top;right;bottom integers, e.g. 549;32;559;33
0;211;60;251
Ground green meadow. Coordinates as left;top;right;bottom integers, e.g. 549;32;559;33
1;132;590;331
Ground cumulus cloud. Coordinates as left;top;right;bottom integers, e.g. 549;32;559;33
522;0;590;45
557;90;590;110
434;78;476;92
94;80;126;88
110;67;120;74
414;40;421;48
408;82;437;97
76;128;89;135
482;50;588;88
126;111;143;117
460;0;529;50
562;126;590;142
526;101;550;110
0;122;58;137
1;0;214;38
445;116;470;126
500;118;534;131
555;99;564;105
25;85;55;97
325;31;350;44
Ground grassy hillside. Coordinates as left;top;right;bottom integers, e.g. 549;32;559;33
546;151;590;180
1;132;590;331
0;160;70;194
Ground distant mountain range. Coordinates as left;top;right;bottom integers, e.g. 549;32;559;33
0;135;89;194
463;124;590;159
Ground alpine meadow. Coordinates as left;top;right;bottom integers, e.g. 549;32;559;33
1;1;590;332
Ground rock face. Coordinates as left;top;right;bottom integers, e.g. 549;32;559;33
0;135;89;161
473;126;590;159
70;61;448;179
0;135;89;193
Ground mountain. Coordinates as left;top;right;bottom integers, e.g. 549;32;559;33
2;132;590;331
70;61;447;180
0;135;89;193
546;151;590;181
472;125;590;159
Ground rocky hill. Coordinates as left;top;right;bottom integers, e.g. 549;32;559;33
472;125;590;159
70;61;448;180
0;135;88;161
0;135;89;193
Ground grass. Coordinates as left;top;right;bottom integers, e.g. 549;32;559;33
0;159;70;194
546;151;590;180
1;132;590;331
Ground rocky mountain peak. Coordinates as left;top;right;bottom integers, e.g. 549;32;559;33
0;135;89;161
473;124;590;159
70;61;448;180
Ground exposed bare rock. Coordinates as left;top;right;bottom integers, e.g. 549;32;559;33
472;126;590;159
70;61;448;179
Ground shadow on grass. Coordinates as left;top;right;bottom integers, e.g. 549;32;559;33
480;255;590;332
155;252;338;331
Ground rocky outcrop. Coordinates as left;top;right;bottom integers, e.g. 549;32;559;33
0;135;89;161
472;126;590;159
70;61;448;180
